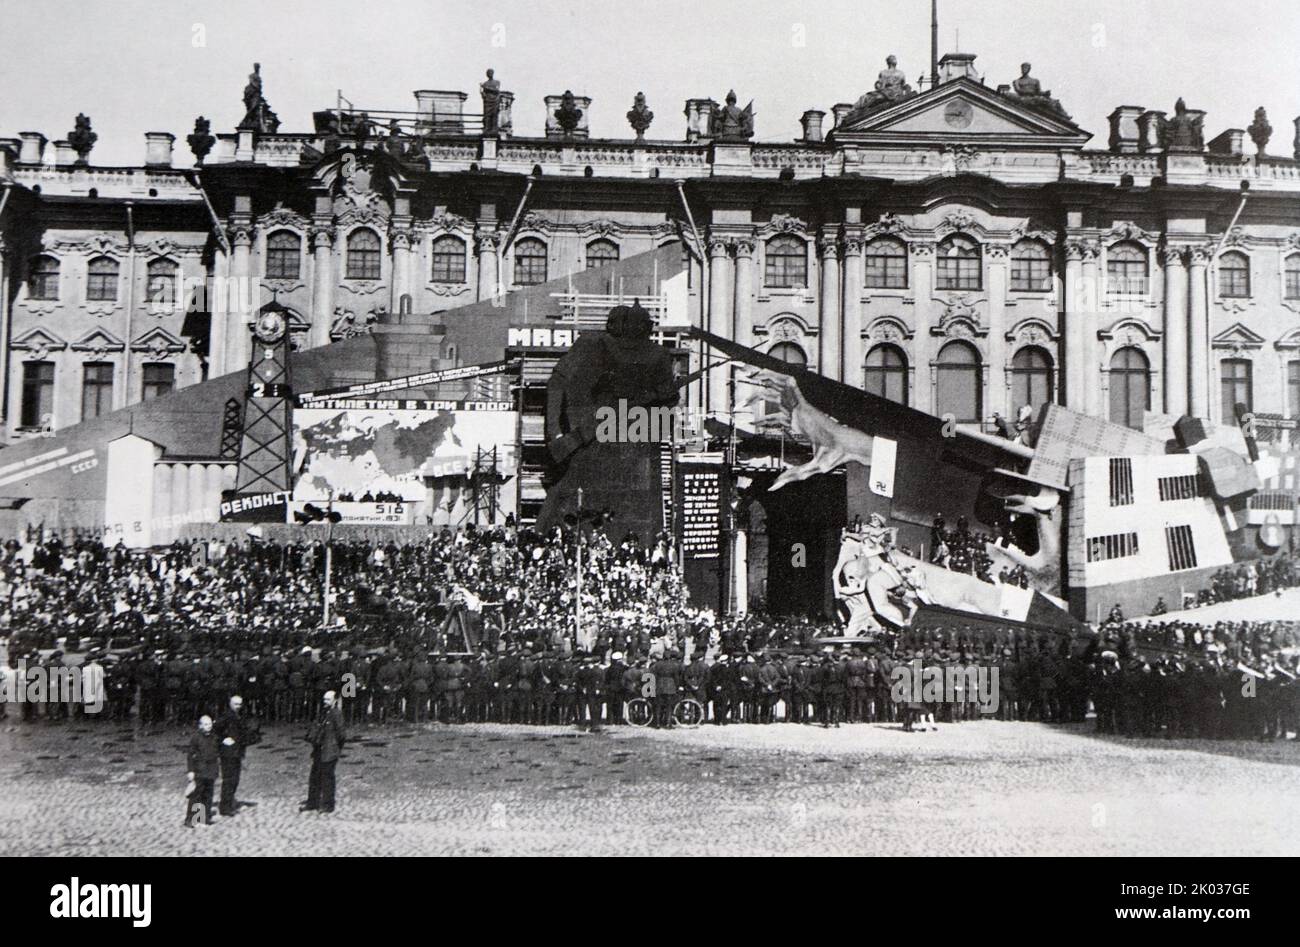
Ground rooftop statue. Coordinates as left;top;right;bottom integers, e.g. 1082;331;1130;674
67;113;97;164
481;68;501;134
1163;97;1204;152
554;89;584;137
626;91;654;141
1248;106;1272;156
1008;63;1072;122
238;62;281;133
846;55;917;121
710;90;754;141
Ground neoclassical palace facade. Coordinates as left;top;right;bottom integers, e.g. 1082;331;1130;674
1;52;1299;442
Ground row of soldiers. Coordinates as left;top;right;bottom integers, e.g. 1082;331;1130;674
7;640;1296;739
3;643;1079;729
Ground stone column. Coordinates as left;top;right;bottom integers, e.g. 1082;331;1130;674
841;230;865;388
986;243;1010;418
225;225;253;374
208;244;230;378
732;235;755;346
1063;241;1087;410
310;226;334;349
1080;244;1102;417
476;233;499;302
1187;244;1212;419
818;230;841;380
910;242;935;411
390;226;413;314
1162;245;1188;417
707;235;732;414
0;237;9;426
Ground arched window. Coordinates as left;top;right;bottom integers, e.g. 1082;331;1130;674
936;235;981;291
585;238;619;270
1106;242;1148;295
864;237;907;289
935;340;982;422
1010;239;1052;292
146;259;178;312
345;229;382;280
764;235;807;288
1218;251;1250;298
265;231;301;280
28;255;60;300
1286;254;1300;300
1220;358;1253;418
1109;347;1150;429
1011;345;1055;413
513;237;548;285
86;256;120;301
864;343;908;404
430;235;466;283
768;341;807;367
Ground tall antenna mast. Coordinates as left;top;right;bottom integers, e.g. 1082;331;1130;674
930;0;939;86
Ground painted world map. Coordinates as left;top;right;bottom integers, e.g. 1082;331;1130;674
292;409;462;501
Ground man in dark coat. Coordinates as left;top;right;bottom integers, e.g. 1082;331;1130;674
185;714;219;827
215;694;253;817
303;690;347;813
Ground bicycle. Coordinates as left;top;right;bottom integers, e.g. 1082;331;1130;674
624;695;705;728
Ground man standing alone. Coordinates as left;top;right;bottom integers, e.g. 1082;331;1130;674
303;690;346;813
215;694;251;817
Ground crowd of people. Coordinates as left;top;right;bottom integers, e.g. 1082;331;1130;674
0;524;1296;741
925;514;1032;589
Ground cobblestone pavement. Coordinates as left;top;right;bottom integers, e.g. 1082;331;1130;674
1;718;1297;856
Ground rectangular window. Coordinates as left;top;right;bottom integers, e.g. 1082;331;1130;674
20;361;55;428
1289;361;1300;419
1108;457;1134;507
1010;258;1052;292
864;254;907;289
1220;359;1253;420
1249;490;1294;512
1157;474;1204;501
936;257;981;291
81;362;114;421
1165;524;1199;572
142;363;175;401
1086;532;1139;563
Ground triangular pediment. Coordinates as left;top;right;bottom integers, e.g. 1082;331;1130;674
131;326;187;354
71;327;126;353
11;326;67;351
833;78;1090;147
1212;322;1266;348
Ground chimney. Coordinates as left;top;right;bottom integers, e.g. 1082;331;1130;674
53;140;78;165
800;109;825;143
1207;128;1244;157
684;98;716;142
830;103;854;130
1108;106;1143;153
0;138;17;174
145;132;175;167
937;52;979;84
1137;110;1166;153
18;131;47;164
414;90;467;136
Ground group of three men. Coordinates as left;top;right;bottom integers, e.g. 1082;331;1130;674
184;691;347;826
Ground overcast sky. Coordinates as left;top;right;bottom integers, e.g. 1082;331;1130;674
2;0;1298;166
